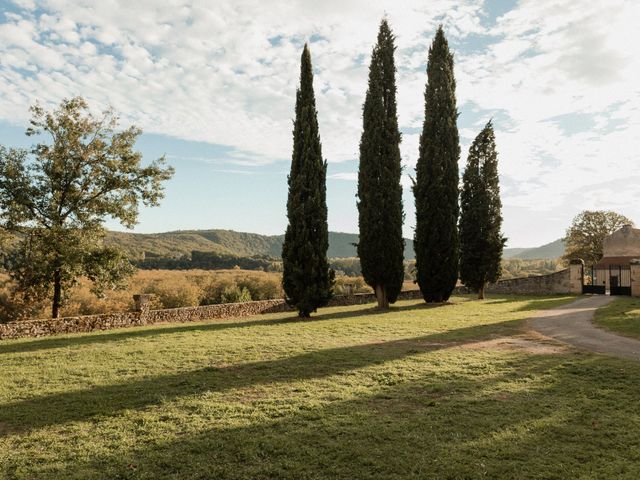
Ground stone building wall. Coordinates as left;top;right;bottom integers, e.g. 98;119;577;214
603;225;640;257
631;260;640;297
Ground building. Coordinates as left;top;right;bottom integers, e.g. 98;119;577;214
588;224;640;295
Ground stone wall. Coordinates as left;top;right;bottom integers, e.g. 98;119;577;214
485;268;573;295
0;289;425;341
631;260;640;297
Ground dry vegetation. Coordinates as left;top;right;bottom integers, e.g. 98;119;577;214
500;258;563;279
0;270;375;321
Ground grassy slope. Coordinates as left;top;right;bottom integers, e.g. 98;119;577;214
105;231;239;258
511;238;565;260
594;296;640;340
502;247;527;259
105;228;563;261
1;295;639;479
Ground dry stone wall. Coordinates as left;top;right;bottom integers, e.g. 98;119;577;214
485;268;572;295
0;290;424;341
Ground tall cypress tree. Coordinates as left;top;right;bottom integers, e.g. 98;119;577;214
413;26;460;303
282;44;333;318
460;121;505;299
357;19;405;309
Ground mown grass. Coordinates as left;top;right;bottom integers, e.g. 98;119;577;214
1;294;639;479
594;296;640;339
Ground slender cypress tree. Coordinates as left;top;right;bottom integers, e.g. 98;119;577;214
459;121;506;299
413;26;460;303
282;44;333;318
357;19;405;309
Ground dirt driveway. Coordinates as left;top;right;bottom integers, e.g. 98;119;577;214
529;295;640;361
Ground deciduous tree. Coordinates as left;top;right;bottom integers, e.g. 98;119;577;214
0;97;174;319
563;210;634;266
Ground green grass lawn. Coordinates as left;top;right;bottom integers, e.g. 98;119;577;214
594;296;640;340
1;294;640;479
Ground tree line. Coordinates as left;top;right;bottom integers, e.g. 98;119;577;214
282;20;505;317
136;251;280;271
0;20;505;320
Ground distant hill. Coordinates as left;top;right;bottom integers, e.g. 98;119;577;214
106;228;564;262
502;247;527;259
504;239;565;260
106;229;416;260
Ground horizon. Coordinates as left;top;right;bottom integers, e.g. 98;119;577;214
0;0;638;248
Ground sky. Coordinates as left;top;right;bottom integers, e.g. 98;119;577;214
0;0;638;248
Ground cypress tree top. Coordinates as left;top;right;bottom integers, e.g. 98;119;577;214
290;45;321;176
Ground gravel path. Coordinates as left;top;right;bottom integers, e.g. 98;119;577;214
529;295;640;361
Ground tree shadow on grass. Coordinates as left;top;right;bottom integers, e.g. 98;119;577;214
0;319;526;437
10;354;640;479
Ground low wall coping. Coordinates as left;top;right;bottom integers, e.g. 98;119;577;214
490;268;568;284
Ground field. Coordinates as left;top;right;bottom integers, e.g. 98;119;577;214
594;296;640;339
2;294;639;479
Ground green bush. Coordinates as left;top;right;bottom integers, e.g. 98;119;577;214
236;275;281;300
220;285;252;304
143;281;201;309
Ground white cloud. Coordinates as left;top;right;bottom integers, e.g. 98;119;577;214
0;0;638;246
452;0;640;245
328;172;358;181
0;0;485;165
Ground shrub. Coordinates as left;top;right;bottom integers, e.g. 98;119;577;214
200;278;234;305
143;280;201;309
0;274;49;322
236;275;282;300
333;276;371;295
220;285;252;304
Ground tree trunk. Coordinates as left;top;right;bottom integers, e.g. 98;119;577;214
375;284;389;309
478;283;485;300
52;269;62;319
